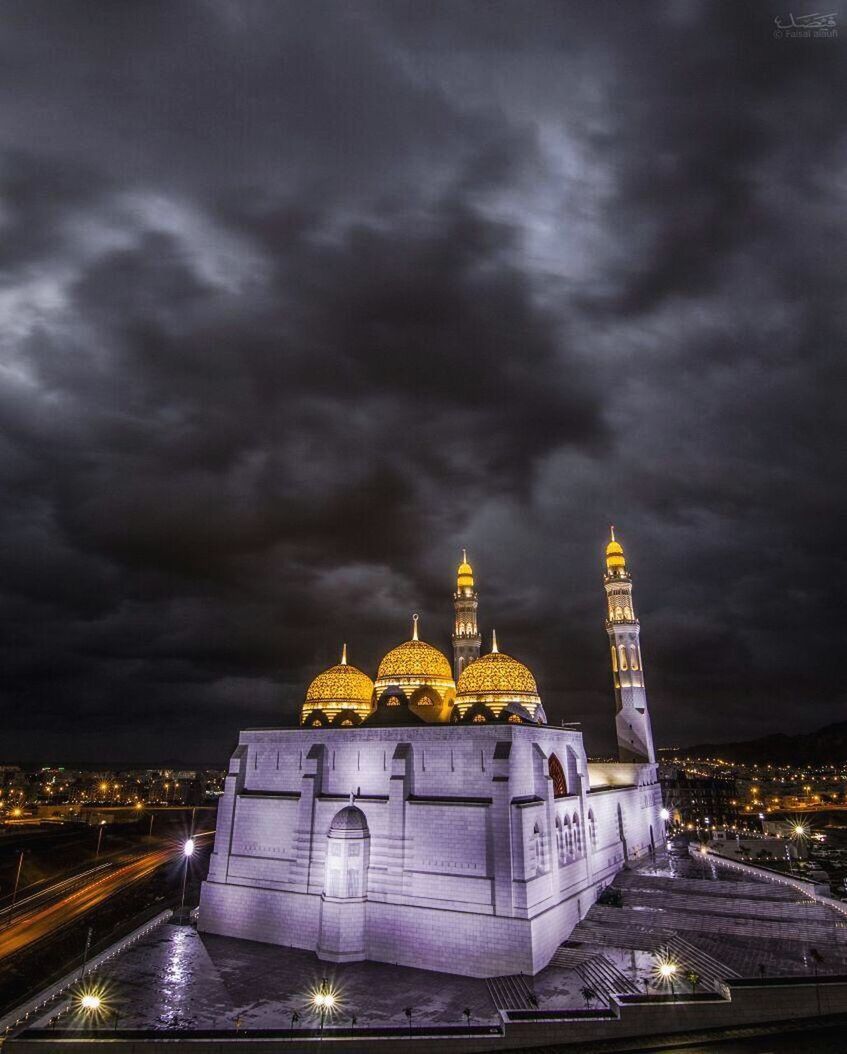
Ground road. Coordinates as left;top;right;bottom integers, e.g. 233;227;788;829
0;832;212;962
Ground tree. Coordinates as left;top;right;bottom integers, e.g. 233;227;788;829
581;985;597;1009
686;970;700;995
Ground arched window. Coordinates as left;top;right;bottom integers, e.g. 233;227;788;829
615;606;623;620
548;753;567;798
564;817;573;859
555;817;564;863
630;645;639;671
508;713;522;724
473;713;486;723
313;719;323;727
532;822;546;875
573;814;582;854
624;606;632;620
341;719;353;726
618;645;628;671
588;810;597;850
387;696;401;706
610;645;618;672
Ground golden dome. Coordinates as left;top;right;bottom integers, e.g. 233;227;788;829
375;615;454;692
605;526;626;571
456;631;542;719
304;645;374;715
457;548;474;590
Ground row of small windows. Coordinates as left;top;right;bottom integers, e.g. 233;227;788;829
530;811;598;875
610;644;641;672
455;622;477;636
609;604;633;621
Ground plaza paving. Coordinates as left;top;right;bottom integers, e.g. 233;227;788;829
38;850;847;1032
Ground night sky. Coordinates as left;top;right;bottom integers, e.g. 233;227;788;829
1;3;844;763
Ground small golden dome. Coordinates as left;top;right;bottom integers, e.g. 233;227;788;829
304;645;374;711
605;526;626;571
375;615;454;691
457;548;474;590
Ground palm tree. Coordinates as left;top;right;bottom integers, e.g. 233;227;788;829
686;970;700;995
581;985;597;1009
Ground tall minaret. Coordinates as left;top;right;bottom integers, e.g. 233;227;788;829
604;528;656;764
452;549;481;680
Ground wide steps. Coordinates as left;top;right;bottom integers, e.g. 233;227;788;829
486;973;537;1011
576;954;640;999
663;934;739;991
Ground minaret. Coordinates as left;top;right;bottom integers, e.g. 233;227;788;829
452;549;481;680
604;528;656;764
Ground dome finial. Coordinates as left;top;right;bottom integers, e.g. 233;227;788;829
610;525;615;542
341;642;348;665
491;628;499;654
412;613;419;641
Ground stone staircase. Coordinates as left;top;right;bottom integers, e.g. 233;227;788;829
486;973;537;1010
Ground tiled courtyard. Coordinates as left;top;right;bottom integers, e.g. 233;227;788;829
38;849;847;1032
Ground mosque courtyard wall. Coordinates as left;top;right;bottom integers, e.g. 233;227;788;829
198;724;662;977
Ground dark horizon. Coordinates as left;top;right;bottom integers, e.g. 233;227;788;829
1;3;844;763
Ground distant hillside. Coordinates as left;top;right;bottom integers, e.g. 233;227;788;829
667;721;847;765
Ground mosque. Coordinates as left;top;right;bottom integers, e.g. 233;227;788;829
198;532;662;977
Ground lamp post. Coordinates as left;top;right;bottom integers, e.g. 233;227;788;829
180;838;195;911
5;849;24;928
95;822;106;859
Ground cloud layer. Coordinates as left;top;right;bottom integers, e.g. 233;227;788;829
1;2;844;761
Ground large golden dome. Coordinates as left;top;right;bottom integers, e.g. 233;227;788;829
455;632;542;719
374;615;455;694
302;645;374;724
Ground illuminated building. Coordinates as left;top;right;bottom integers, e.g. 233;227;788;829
199;535;662;977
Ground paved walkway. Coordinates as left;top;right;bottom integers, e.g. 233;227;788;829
33;848;847;1030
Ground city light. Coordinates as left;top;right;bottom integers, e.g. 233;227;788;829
660;808;670;821
658;962;677;979
183;838;195;857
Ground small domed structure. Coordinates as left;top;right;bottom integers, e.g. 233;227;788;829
455;631;544;722
329;804;368;833
301;645;374;726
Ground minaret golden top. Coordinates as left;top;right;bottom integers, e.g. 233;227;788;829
457;549;474;590
605;525;626;573
412;613;419;641
341;642;348;665
491;628;499;653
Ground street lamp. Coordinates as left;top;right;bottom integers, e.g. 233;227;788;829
79;993;101;1012
95;821;106;859
658;960;678;997
180;838;195;910
312;977;335;1040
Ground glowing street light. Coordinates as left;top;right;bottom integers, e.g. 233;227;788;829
659;808;670;822
180;838;195;910
79;993;101;1012
312;977;336;1039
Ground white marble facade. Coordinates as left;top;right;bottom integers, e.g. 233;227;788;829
198;723;662;977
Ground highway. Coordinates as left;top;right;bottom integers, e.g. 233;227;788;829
0;832;212;962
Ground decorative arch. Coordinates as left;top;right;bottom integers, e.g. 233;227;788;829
610;645;618;672
618;644;628;671
460;702;497;724
587;810;597;850
332;710;363;728
572;813;582;854
302;709;329;728
548;753;567;798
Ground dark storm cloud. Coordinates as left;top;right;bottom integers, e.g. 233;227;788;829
0;1;844;761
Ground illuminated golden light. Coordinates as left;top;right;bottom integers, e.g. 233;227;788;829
457;549;474;590
375;620;454;694
605;525;626;571
455;639;542;718
303;648;375;723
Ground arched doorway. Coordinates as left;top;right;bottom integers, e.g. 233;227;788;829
317;805;370;962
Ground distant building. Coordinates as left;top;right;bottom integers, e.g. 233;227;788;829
660;767;737;828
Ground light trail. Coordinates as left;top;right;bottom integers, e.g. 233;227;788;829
0;831;213;962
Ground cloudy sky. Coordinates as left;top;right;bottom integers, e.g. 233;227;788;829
1;2;844;762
